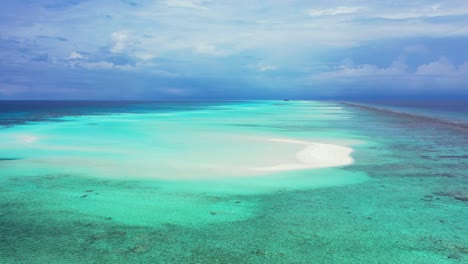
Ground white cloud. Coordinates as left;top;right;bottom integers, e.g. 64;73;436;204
318;58;406;78
416;57;468;76
193;43;224;56
375;3;468;19
67;51;84;60
4;0;468;87
151;69;178;77
165;0;207;10
28;1;466;63
249;63;277;72
306;6;364;16
316;57;468;80
416;57;455;75
134;52;156;61
458;62;468;75
79;61;133;70
110;32;128;53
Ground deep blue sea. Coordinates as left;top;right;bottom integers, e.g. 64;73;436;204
0;101;235;126
2;100;466;127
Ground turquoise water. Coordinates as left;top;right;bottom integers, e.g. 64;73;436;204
0;101;467;263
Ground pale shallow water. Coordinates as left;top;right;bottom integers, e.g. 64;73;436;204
0;100;467;263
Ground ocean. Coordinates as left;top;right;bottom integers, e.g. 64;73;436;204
347;100;468;126
0;100;466;263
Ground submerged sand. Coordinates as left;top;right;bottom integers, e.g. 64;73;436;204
4;132;355;180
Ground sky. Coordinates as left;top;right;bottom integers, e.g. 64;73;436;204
1;0;468;100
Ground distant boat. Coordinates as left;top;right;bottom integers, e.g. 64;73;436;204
283;99;290;101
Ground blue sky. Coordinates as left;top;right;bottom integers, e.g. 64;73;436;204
1;0;468;99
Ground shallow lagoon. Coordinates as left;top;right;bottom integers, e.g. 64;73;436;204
0;101;466;263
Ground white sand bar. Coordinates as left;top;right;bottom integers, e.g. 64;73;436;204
251;138;354;172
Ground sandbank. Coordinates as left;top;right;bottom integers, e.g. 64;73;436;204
250;138;354;172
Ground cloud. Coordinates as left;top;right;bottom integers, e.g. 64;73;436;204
31;53;49;62
318;58;407;78
0;84;29;96
106;53;138;66
374;4;468;19
134;52;156;61
43;0;86;10
165;0;207;10
403;44;429;54
78;61;134;70
416;57;467;76
122;1;137;7
2;1;468;99
36;35;68;42
316;57;468;83
249;63;277;72
306;6;364;17
110;32;128;53
67;51;84;60
459;62;468;75
193;43;225;56
69;52;139;70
